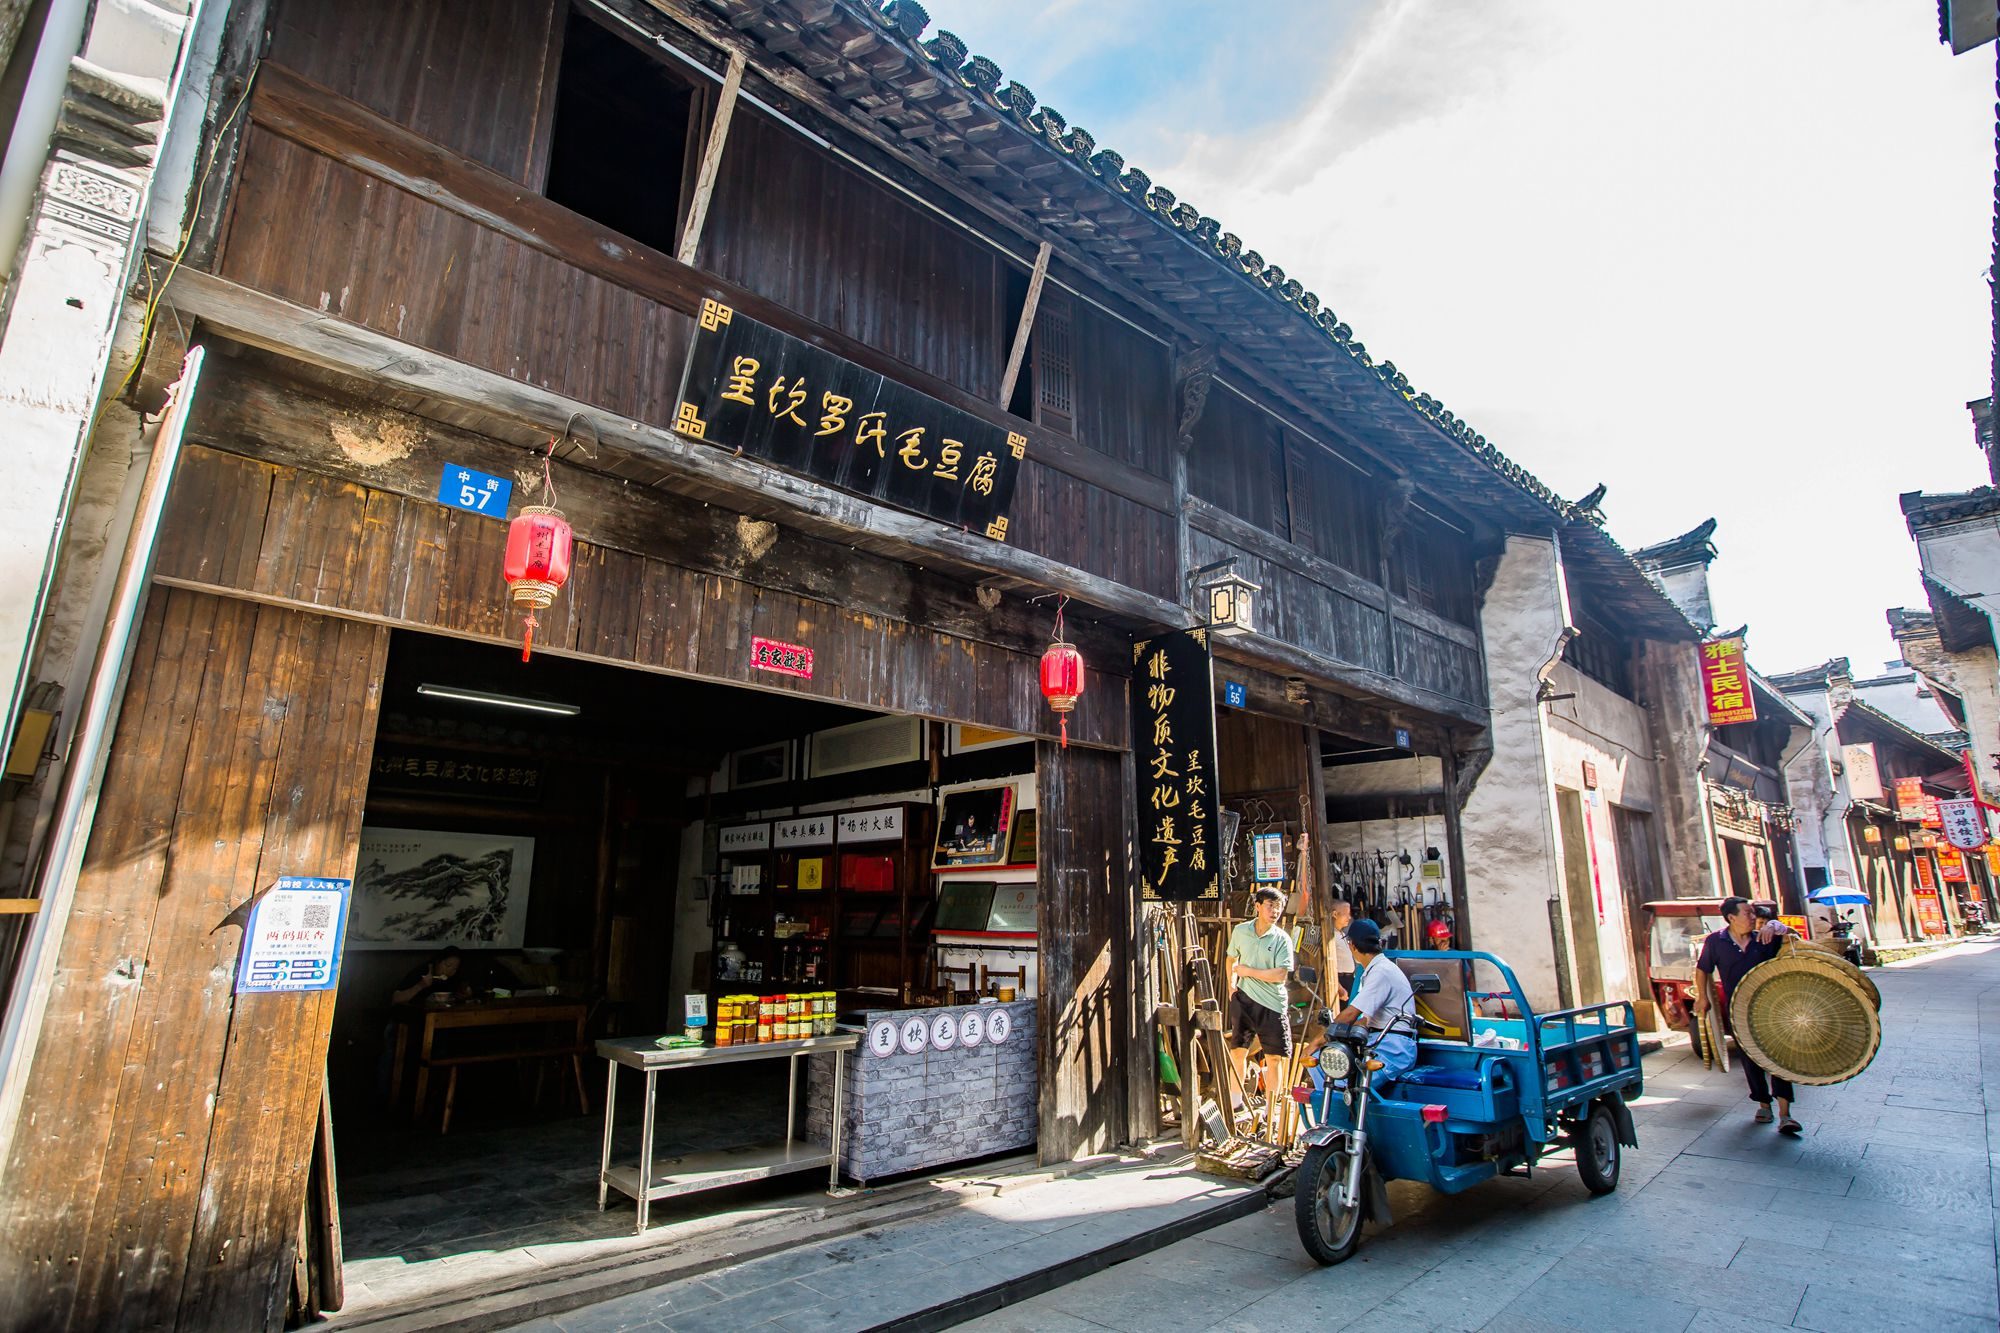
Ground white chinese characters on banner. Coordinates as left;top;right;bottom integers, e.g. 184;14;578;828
1939;799;1990;851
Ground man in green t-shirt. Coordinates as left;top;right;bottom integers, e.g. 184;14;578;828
1226;886;1295;1114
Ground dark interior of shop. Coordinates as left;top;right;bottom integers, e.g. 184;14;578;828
329;628;1040;1281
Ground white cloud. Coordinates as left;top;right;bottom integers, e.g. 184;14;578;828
1147;1;1994;673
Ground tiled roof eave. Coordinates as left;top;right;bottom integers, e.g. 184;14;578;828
698;0;1575;531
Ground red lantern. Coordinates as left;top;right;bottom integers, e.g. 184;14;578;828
1040;639;1085;749
503;504;573;661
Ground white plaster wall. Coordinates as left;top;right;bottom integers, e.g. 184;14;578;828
1653;563;1715;633
1459;535;1569;1011
1538;666;1659;1005
1321;755;1442;798
1915;515;2000;630
1901;631;2000;806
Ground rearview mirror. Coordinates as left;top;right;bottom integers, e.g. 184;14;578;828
1295;965;1319;986
1410;973;1442;995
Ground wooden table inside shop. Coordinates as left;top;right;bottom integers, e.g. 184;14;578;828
389;995;591;1120
596;1030;862;1233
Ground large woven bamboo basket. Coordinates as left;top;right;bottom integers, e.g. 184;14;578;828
1781;937;1880;1010
1729;952;1881;1086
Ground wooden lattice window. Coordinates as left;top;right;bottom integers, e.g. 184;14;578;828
1032;290;1075;435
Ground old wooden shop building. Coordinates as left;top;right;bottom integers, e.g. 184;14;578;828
0;1;1706;1327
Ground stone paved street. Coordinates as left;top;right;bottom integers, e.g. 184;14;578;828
966;941;2000;1333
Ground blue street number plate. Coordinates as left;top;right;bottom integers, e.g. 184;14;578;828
437;463;512;517
1223;681;1247;708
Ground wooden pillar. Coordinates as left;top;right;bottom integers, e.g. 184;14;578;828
1441;739;1472;948
1036;739;1130;1161
997;242;1052;407
0;590;388;1331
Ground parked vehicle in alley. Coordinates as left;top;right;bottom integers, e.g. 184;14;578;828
1293;951;1641;1265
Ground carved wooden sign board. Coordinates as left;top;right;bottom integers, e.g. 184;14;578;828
1133;627;1222;903
674;300;1027;541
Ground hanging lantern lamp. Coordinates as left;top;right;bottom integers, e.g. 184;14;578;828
504;505;572;662
503;429;587;663
1039;596;1085;749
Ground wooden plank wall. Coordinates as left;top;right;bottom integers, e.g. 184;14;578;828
150;443;1126;749
266;0;561;185
1036;740;1133;1161
218;0;1484;706
703;112;1006;403
0;591;388;1333
1218;709;1310;799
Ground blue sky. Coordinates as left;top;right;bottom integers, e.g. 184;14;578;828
923;1;1997;678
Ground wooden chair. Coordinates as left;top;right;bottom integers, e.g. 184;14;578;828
937;963;977;1003
981;964;1027;997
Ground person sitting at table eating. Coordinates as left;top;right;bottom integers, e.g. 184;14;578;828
391;947;466;1005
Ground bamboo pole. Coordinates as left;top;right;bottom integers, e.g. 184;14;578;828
997;241;1053;406
676;51;746;266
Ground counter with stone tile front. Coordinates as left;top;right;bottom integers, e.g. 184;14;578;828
805;1000;1037;1184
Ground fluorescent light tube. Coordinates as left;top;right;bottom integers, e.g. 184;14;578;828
416;683;581;716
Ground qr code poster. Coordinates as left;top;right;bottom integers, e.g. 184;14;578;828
236;877;352;994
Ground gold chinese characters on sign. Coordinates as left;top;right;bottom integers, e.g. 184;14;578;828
1133;628;1221;903
672;304;1026;541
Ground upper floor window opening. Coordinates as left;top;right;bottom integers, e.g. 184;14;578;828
1002;270;1075;436
543;6;701;258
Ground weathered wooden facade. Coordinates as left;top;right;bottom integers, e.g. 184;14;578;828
0;1;1662;1327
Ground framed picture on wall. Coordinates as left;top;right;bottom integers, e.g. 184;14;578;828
349;827;536;949
947;723;1030;756
1007;808;1038;866
729;740;792;790
934;783;1016;868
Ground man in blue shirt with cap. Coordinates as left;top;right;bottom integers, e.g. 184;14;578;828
1330;918;1417;1089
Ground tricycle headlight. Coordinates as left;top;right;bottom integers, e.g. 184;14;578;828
1317;1044;1351;1079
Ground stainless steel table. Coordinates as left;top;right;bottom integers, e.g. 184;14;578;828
595;1030;861;1232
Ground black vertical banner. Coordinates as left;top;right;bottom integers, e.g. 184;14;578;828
1133;628;1222;903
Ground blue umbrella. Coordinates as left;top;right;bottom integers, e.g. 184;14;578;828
1808;888;1870;906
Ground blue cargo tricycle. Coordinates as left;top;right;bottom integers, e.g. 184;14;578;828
1293;950;1642;1265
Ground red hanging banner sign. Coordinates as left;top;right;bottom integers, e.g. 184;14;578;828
1698;637;1756;726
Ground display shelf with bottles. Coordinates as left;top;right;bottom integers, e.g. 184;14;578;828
828;802;934;1002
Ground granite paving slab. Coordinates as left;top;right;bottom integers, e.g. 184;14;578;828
955;940;2000;1333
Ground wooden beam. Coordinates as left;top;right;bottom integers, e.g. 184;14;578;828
157;264;1193;636
183;357;1135;671
675;50;745;265
0;900;41;914
997;241;1050;407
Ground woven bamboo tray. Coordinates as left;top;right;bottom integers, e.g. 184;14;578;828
1729;952;1881;1086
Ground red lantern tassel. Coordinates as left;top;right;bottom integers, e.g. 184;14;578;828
521;611;538;663
1060;716;1068;750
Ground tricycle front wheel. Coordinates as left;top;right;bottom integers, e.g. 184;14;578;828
1574;1103;1621;1195
1294;1143;1367;1265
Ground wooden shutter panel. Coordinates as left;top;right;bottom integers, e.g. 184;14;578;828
1032;290;1075;435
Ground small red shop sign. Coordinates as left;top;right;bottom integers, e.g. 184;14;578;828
1914;888;1948;938
1939;848;1968;882
1698;637;1756;726
750;636;814;679
1914;856;1938;891
1894;776;1927;820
